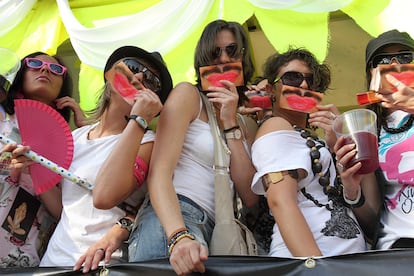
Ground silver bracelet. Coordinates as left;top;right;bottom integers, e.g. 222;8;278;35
343;185;361;205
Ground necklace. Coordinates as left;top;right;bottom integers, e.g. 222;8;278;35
382;114;414;134
293;126;343;211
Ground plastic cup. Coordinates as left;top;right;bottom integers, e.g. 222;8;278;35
333;109;379;174
0;48;20;102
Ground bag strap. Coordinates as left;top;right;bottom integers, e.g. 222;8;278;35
200;92;235;222
200;93;230;168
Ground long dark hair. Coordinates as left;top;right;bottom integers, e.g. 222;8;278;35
194;19;255;87
3;52;73;122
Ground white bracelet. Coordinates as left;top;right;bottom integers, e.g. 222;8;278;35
343;186;362;205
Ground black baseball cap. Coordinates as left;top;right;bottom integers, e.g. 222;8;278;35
104;46;173;104
365;29;414;70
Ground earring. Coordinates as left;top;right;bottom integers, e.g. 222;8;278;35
270;95;276;102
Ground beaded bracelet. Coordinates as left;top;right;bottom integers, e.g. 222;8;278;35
167;227;188;243
343;186;365;208
168;232;195;255
168;229;190;250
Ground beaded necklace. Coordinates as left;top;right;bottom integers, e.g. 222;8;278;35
293;126;343;211
382;114;414;134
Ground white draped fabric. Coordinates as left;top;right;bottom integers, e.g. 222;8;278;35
55;0;214;69
247;0;352;12
0;0;356;69
0;0;36;37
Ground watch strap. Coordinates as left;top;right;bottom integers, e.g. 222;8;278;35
224;127;242;140
223;125;240;133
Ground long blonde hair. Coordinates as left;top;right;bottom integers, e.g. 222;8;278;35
85;82;111;123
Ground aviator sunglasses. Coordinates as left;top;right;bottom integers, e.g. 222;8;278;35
121;58;162;93
25;58;67;76
274;71;314;89
371;51;414;68
212;43;243;59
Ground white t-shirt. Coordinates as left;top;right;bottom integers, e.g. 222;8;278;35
251;130;366;257
40;123;155;266
376;110;414;249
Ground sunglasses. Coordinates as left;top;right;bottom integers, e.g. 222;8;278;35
212;43;243;59
371;51;414;68
25;58;67;76
274;71;313;89
121;58;162;93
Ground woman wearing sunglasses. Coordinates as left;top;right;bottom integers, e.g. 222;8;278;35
4;46;172;271
127;19;258;275
366;30;414;115
251;48;367;258
349;29;414;250
38;46;172;272
2;52;87;127
0;52;84;268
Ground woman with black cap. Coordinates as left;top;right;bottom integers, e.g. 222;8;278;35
6;45;172;271
336;29;414;250
365;30;414;250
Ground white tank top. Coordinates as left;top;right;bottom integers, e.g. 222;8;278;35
172;92;216;219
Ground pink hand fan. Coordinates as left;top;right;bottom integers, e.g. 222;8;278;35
14;99;74;194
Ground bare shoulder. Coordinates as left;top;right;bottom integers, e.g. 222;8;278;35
171;82;197;95
166;82;198;103
255;116;292;139
162;82;200;121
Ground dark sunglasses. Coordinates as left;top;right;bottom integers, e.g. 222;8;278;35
212;43;243;59
25;58;67;76
274;71;313;89
121;58;162;93
371;51;414;68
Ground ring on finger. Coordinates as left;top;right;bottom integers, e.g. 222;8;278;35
337;162;344;173
97;248;105;253
329;112;337;120
395;81;401;88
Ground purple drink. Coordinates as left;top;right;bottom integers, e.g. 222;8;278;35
343;131;379;174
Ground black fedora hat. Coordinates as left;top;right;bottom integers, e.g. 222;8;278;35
104;46;173;104
365;29;414;70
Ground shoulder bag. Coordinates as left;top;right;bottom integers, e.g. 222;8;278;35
200;92;257;256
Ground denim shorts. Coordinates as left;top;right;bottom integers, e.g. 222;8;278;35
128;194;214;261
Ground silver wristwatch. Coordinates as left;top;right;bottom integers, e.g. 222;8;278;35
117;217;134;232
125;115;148;132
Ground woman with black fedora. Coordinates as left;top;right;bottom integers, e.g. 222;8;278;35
7;45;174;271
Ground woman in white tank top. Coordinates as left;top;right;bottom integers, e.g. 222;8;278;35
128;19;259;276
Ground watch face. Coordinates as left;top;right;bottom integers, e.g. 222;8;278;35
234;129;242;139
136;117;148;129
118;218;133;231
121;218;133;226
226;128;242;139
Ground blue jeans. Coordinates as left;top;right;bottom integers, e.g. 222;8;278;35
128;194;214;261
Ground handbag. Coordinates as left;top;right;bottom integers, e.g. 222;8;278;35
200;92;257;256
